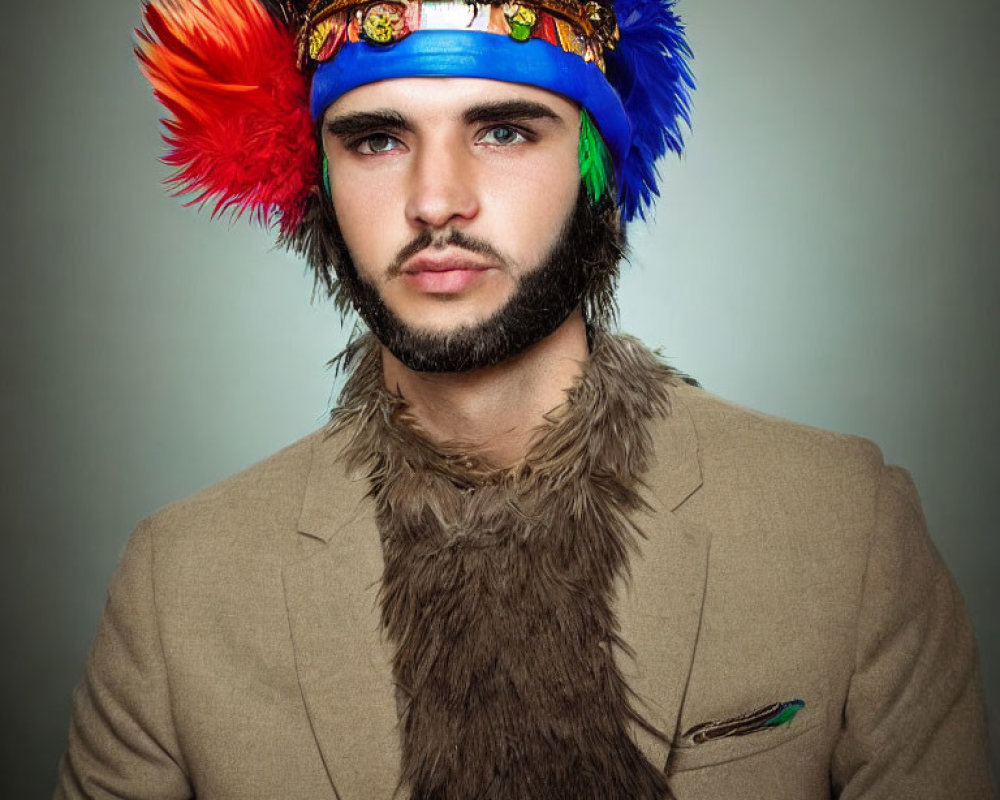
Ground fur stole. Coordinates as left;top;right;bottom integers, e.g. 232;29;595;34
331;331;680;799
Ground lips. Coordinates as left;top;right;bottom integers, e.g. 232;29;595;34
401;252;496;294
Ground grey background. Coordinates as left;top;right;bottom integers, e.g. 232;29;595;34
1;0;997;795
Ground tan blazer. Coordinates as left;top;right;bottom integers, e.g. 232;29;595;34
55;384;996;799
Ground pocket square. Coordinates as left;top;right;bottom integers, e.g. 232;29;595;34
682;699;805;744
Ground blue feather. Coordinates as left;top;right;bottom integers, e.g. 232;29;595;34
605;0;694;221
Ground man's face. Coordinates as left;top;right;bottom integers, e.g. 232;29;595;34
321;77;587;371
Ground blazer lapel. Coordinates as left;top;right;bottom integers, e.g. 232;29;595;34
283;431;402;799
616;390;711;769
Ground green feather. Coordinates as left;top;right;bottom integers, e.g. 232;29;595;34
322;154;331;197
578;110;612;204
764;699;805;728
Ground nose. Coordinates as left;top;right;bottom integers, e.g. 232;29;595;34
404;137;479;230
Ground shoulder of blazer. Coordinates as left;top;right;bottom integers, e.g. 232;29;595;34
659;382;893;575
136;426;348;562
666;382;887;493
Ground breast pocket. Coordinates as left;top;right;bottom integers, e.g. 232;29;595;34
667;711;821;772
665;707;830;800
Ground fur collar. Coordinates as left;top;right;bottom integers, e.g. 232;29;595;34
331;331;680;799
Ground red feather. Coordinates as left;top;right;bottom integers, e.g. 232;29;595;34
136;0;318;234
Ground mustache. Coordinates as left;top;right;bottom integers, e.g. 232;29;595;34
386;229;510;277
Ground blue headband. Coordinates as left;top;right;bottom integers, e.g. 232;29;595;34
311;32;632;167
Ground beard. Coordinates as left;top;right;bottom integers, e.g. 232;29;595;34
323;186;624;373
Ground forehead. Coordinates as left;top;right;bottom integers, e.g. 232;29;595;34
322;76;580;123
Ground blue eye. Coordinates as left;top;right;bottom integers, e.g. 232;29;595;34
480;126;526;146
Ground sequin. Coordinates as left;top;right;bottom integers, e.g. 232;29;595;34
312;16;348;61
553;17;587;58
503;3;538;42
309;18;336;59
360;3;407;44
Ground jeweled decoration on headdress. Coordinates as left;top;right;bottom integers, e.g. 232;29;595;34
299;0;617;73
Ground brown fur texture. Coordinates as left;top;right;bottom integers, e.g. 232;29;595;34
331;331;680;799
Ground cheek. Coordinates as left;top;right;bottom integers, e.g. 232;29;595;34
329;191;369;260
485;151;580;257
326;157;401;269
515;146;579;204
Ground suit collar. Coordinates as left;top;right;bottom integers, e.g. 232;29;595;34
297;428;369;544
652;383;704;511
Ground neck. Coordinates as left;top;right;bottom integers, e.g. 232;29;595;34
380;311;590;467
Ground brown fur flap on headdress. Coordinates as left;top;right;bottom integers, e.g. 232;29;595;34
331;332;681;799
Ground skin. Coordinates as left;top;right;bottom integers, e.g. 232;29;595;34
322;77;591;466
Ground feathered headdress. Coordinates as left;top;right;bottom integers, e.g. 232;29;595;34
606;0;693;219
136;0;318;234
135;0;692;227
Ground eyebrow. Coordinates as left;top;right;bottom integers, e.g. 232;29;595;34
323;100;564;139
323;110;410;139
462;100;563;127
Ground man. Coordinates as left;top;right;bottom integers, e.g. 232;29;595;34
55;0;995;796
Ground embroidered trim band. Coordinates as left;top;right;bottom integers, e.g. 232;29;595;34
298;0;618;70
